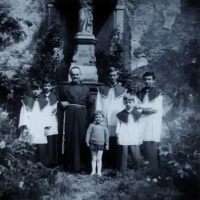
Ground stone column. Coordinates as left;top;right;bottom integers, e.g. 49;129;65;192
69;0;98;83
47;1;55;28
114;0;125;37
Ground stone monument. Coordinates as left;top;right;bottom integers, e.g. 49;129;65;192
68;0;98;82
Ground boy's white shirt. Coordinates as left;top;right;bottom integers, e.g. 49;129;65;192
116;107;143;145
44;93;58;136
138;93;163;142
18;101;52;144
95;88;125;136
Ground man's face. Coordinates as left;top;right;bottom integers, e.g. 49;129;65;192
143;76;155;88
123;99;135;110
108;71;119;84
70;68;81;83
32;87;42;98
43;83;52;94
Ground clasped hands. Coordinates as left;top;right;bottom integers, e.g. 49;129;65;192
61;101;70;108
134;105;157;114
142;108;157;114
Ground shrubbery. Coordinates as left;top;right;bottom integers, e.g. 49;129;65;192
0;108;58;199
0;17;63;199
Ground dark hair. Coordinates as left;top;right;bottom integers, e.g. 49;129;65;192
107;67;119;75
30;80;42;90
123;93;136;102
93;110;105;118
143;72;156;80
42;77;52;85
70;66;81;75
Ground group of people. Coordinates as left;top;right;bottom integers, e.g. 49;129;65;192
18;66;163;176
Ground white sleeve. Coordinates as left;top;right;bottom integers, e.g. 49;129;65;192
153;95;163;113
116;120;121;136
95;90;103;111
18;105;30;129
52;102;58;111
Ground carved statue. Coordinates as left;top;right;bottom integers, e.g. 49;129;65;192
78;0;93;35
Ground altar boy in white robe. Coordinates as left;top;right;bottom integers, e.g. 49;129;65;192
18;80;51;166
96;67;127;168
41;77;58;167
136;72;163;169
116;93;142;172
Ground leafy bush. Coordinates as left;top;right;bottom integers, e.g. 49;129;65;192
0;12;26;48
184;39;200;103
29;23;63;84
159;114;200;178
96;28;139;93
0;118;57;200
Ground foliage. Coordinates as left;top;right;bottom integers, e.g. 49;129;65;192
0;21;63;199
184;39;200;102
0;141;57;200
108;28;124;71
29;24;63;85
157;39;200;179
0;113;57;200
0;66;29;120
0;11;26;48
159;114;200;178
0;108;17;141
96;28;139;93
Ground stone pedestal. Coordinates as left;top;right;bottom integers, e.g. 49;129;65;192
68;34;98;83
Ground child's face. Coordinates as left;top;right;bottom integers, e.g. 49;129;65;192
32;87;42;98
108;71;119;84
123;99;135;110
94;114;103;124
43;83;52;94
143;76;155;88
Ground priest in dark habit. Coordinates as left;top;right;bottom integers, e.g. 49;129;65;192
58;66;93;172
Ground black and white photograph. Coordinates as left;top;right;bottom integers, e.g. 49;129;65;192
0;0;200;199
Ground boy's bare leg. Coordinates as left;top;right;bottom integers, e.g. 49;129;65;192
90;149;97;175
97;150;103;176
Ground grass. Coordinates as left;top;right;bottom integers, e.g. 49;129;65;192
49;164;182;200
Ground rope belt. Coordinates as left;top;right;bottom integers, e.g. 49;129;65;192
69;104;85;107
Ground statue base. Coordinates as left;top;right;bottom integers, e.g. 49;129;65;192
69;34;98;83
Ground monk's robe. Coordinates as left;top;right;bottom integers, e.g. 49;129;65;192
59;82;93;171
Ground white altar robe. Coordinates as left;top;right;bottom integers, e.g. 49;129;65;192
116;114;142;145
45;94;58;136
95;88;125;136
138;94;163;142
18;101;51;144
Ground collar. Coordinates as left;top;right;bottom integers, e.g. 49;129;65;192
137;86;162;102
98;83;127;99
108;82;118;88
70;81;84;86
116;109;142;124
40;93;58;106
45;92;51;97
126;107;133;113
92;122;106;127
21;96;48;112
